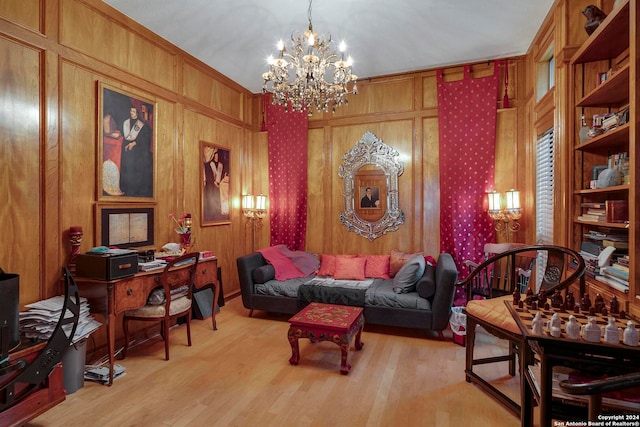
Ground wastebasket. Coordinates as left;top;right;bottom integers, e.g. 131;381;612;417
449;307;466;346
62;339;87;394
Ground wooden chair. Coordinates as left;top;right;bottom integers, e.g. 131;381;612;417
458;245;586;422
463;243;536;301
123;253;200;361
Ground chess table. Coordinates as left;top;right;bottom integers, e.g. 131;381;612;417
505;300;640;424
288;302;364;375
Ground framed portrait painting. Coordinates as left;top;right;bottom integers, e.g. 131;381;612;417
98;82;156;202
96;203;155;248
201;141;231;226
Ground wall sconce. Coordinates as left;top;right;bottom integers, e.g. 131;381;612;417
242;194;267;251
487;189;522;242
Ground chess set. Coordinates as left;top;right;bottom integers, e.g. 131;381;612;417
507;288;639;347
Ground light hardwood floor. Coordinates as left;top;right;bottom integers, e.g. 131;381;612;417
29;297;524;427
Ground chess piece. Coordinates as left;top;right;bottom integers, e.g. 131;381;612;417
512;287;521;305
601;307;608;317
623;321;639;347
525;288;534;306
550;313;562;337
551;290;563;308
610;296;620;314
565;315;580;339
583;5;607;36
532;312;544;335
582;317;602;343
565;291;575;311
581;293;591;312
538;289;547;307
604;317;619;344
594;294;605;313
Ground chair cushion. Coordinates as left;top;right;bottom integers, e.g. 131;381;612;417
126;296;192;318
464;295;521;335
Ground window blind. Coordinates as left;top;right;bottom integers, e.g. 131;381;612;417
535;128;555;289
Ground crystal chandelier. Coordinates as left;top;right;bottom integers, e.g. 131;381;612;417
262;0;358;115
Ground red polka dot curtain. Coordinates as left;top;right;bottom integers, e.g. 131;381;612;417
437;63;499;276
266;98;309;251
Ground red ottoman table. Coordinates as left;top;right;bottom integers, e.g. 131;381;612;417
288;302;364;375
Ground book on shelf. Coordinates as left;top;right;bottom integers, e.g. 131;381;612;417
603;239;629;250
577;214;606;222
600;265;629;282
580;241;603;256
581;202;605;209
594;275;629;293
613;262;629;272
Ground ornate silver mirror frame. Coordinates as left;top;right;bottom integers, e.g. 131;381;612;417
338;131;405;240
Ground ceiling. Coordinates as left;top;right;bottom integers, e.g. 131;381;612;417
102;0;555;94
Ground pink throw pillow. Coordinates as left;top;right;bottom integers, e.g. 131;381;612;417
334;256;366;280
365;255;390;279
317;254;336;276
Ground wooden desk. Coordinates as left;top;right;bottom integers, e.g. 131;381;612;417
75;256;219;385
506;301;640;424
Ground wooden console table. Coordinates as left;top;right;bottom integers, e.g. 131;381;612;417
75;256;219;385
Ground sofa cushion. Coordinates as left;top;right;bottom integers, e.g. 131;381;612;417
252;264;276;284
392;254;426;294
365;255;390;279
317;254;336;276
390;249;423;278
415;263;436;299
334;256;366;280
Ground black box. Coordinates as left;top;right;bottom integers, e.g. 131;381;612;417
76;252;138;280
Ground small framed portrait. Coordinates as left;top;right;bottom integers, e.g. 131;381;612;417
98;82;156;202
201;141;231;226
96;203;155;248
359;186;381;209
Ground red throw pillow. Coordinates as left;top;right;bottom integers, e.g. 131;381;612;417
334;256;366;280
390;249;423;278
365;255;390;279
317;254;336;276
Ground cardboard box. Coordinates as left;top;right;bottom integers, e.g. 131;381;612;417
76;253;138;280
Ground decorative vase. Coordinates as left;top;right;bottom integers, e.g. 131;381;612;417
179;232;192;251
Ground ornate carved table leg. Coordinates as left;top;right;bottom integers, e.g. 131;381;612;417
288;327;300;365
339;334;351;375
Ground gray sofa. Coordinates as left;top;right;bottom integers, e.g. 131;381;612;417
236;252;459;338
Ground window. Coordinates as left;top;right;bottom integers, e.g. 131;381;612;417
536;128;555;288
536;44;554;101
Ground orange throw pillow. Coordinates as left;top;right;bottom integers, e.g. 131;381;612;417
365;255;390;279
390;249;423;278
334;256;366;280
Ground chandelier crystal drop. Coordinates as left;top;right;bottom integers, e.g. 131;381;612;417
261;0;358;115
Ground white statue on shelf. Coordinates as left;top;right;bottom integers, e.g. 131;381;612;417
623;321;639;347
549;313;562;337
565;315;580;339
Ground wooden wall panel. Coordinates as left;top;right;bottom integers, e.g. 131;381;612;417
183;62;245;121
60;0;176;91
0;0;41;31
422;117;440;255
0;38;42;305
331;77;415;118
422;74;438;109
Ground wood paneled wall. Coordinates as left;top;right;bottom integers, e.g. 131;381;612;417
1;0;529;321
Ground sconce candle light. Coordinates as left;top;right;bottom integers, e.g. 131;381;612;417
242;194;268;251
487;189;521;242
